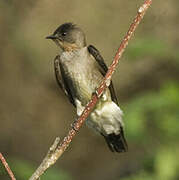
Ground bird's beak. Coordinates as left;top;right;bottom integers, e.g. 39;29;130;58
46;34;58;40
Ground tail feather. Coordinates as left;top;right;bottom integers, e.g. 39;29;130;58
103;128;128;153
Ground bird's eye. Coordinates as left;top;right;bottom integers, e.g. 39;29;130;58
61;32;67;36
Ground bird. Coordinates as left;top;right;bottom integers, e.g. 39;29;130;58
46;23;128;152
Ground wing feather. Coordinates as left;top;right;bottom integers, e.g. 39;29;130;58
54;55;76;107
88;45;119;105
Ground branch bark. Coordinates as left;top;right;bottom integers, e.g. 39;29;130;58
0;153;16;180
29;1;152;180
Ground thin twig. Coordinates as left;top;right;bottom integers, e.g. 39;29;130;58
0;153;16;180
29;1;152;180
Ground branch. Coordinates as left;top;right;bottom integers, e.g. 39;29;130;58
29;1;152;180
0;153;16;180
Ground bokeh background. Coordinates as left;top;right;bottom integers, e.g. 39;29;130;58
0;0;179;180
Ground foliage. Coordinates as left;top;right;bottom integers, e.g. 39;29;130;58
127;38;168;60
122;82;179;180
10;159;72;180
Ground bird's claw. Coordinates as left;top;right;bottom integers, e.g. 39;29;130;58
71;120;78;131
92;88;100;98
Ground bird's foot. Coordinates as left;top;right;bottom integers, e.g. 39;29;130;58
92;88;100;99
71;119;78;131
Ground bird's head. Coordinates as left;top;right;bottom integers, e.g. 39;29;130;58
46;23;86;51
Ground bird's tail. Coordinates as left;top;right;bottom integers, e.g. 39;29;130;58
103;127;128;153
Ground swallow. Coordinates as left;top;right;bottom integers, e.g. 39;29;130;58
46;23;128;152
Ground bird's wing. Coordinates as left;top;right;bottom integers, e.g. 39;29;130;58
54;55;76;107
88;45;119;105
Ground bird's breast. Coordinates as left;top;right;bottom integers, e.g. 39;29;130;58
60;48;103;103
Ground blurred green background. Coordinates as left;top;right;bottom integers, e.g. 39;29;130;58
0;0;179;180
